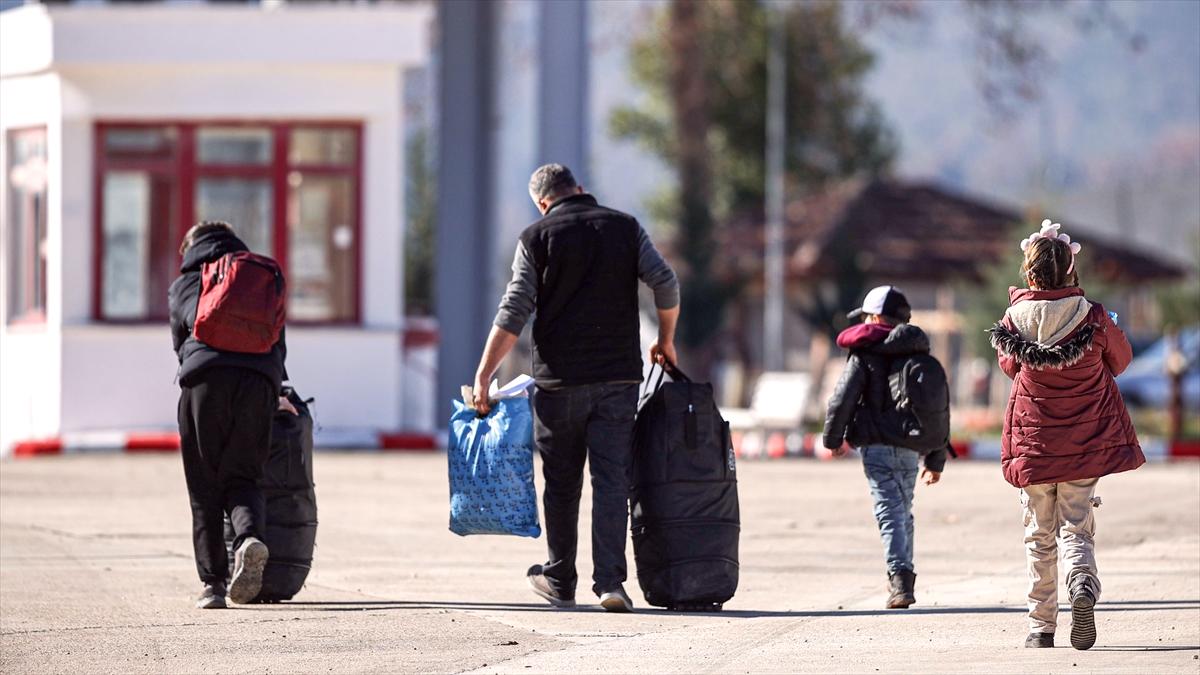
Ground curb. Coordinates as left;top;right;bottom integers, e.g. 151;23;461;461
10;431;440;458
728;431;1198;463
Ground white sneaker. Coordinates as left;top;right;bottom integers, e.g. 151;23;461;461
599;585;633;613
228;537;269;604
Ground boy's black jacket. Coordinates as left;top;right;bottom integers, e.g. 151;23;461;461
167;228;288;392
822;323;947;472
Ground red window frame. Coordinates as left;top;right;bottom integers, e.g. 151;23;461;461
92;120;363;325
6;126;49;326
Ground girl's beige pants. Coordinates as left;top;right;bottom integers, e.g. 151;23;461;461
1020;478;1102;634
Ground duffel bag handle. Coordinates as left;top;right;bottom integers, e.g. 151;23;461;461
639;358;692;406
663;359;691;383
639;361;668;408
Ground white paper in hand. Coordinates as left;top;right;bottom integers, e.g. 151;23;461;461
490;374;535;400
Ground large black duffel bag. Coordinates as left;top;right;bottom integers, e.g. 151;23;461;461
631;363;739;611
225;386;317;602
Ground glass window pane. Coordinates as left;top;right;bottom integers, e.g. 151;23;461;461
289;127;356;166
7;128;49;322
287;173;355;321
102;173;149;319
197;127;272;165
196;178;273;254
103;127;176;162
31;192;47;314
10;128;47;167
102;172;176;320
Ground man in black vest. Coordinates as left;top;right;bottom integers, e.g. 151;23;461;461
472;163;680;612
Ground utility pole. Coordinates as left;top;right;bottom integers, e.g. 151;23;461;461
435;0;495;414
538;0;589;184
763;2;786;372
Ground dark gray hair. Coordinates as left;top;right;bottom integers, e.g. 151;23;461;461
179;220;233;254
528;163;577;202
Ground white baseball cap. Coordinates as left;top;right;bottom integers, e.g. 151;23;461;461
847;285;912;322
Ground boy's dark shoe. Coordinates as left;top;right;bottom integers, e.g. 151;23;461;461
886;569;917;609
1069;581;1098;650
598;584;634;613
526;565;576;608
1024;632;1054;648
195;582;226;609
228;537;269;604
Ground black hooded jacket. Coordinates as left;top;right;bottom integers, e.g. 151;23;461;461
167;228;288;392
822;323;947;472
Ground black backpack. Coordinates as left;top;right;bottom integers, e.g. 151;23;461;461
882;353;950;453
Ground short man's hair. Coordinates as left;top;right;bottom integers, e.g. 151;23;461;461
180;220;233;255
528;163;578;202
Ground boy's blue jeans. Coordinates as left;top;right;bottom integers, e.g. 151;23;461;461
861;445;920;574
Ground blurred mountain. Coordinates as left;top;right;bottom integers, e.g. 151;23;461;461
591;0;1199;267
860;0;1200;266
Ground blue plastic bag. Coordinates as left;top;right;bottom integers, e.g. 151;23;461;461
447;398;541;538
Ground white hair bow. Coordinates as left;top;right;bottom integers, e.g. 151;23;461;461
1020;219;1082;255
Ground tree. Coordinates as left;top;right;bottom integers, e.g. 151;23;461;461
1157;236;1200;332
958;0;1148;121
612;0;1146;386
611;0;896;369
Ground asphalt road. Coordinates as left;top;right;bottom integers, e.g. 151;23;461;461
1;453;1197;674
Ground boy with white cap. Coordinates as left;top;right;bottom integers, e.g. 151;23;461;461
823;285;951;609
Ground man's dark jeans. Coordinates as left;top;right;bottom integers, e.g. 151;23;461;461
533;382;639;598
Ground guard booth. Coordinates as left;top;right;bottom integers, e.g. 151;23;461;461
0;3;437;455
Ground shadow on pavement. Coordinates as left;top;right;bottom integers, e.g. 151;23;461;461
277;599;1200;618
280;600;599;614
1091;646;1200;652
1096;600;1200;606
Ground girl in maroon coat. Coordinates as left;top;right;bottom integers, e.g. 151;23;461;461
990;220;1144;652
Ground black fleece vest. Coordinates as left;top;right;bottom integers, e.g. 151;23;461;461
520;194;642;387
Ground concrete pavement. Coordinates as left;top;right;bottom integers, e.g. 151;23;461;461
1;454;1197;674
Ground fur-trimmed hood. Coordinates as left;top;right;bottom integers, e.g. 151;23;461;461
989;320;1096;370
1004;286;1092;346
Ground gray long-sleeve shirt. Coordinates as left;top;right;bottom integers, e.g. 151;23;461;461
493;226;679;336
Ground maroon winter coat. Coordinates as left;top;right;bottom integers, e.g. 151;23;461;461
989;286;1144;488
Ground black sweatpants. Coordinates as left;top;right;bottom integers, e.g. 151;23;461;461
178;366;276;585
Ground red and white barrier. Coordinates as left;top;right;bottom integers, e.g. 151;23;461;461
9;430;439;458
10;432;1200;460
728;433;1199;463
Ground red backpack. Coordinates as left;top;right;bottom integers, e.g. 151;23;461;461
194;251;286;354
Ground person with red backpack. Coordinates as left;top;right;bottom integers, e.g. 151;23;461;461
822;285;951;610
168;220;290;609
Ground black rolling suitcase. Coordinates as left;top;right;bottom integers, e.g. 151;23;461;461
631;363;740;611
224;386;318;602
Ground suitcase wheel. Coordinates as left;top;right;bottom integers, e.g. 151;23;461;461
666;602;723;613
